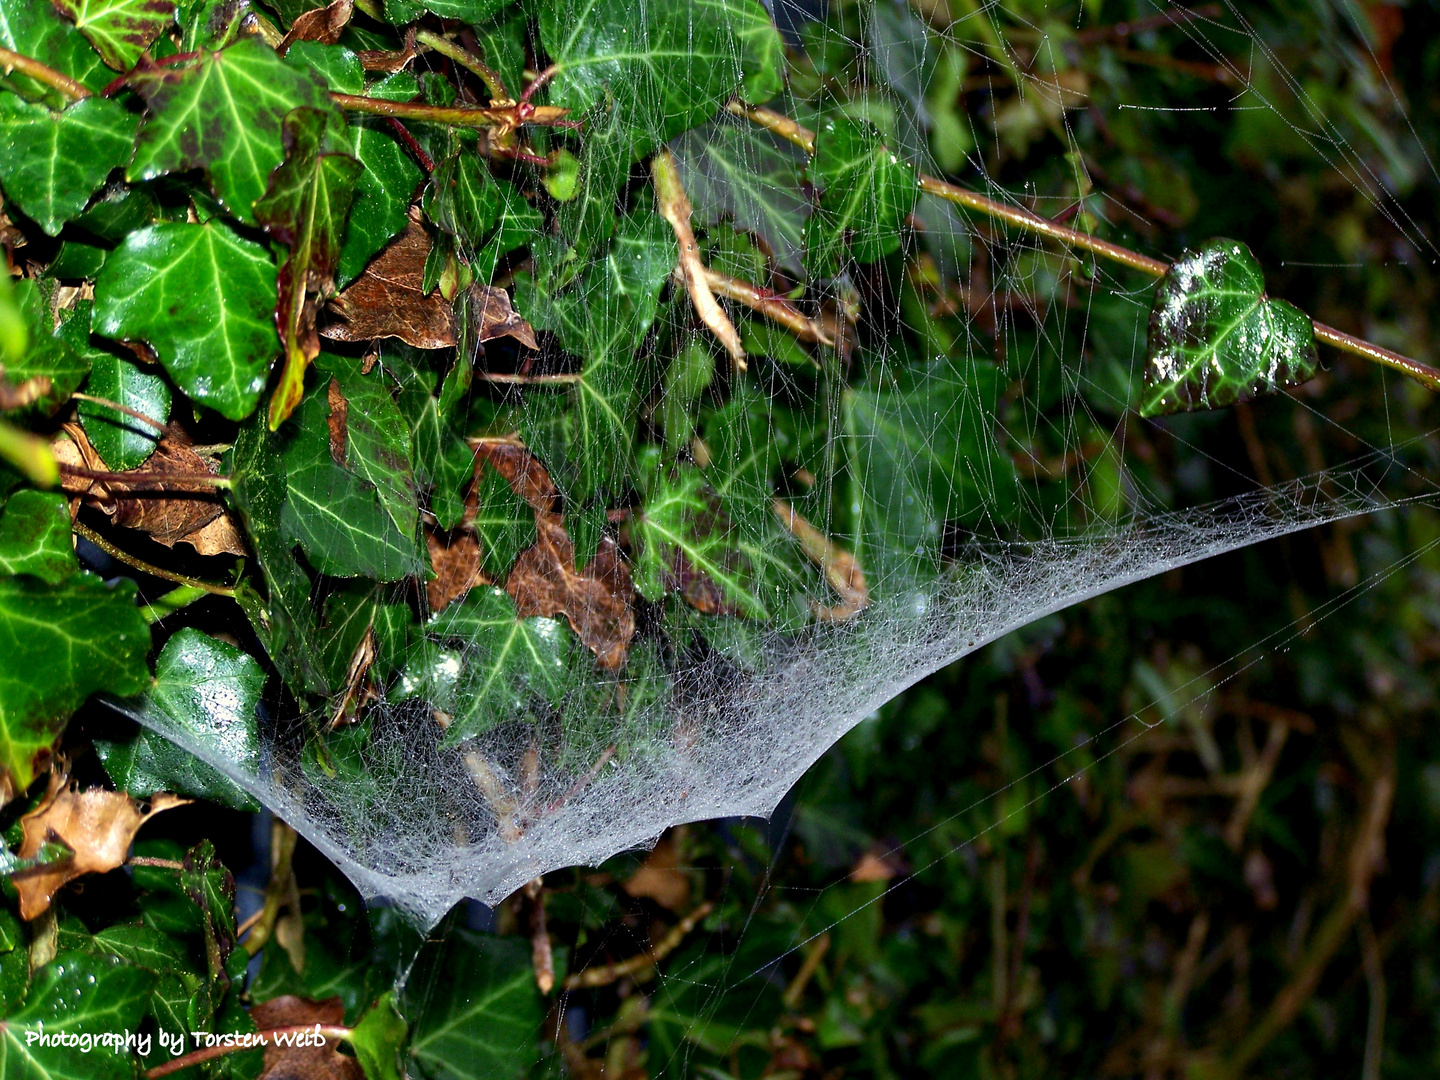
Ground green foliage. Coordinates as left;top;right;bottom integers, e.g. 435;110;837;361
1141;238;1320;415
0;491;77;583
75;350;169;470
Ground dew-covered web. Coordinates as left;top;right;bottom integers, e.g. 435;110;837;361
115;0;1439;986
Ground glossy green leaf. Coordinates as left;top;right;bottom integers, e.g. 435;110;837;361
804;115;916;276
515;208;674;499
0;573;148;797
404;932;541;1080
319;581;413;691
424;152;501;247
228;415;326;696
128;36;336;224
672;117;809;274
843;359;1016;573
97;628;263;812
540;0;780;158
350;992;407;1080
280;383;424;581
174;0;247;51
53;0;176;71
320;353;419;539
401;587;574;747
0;94;137;236
93;221;280;421
1141;238;1320;416
77;350;170;470
4;279;90;414
415;0;510;20
0;0;114;101
0;951;156;1080
389;349;474;531
471;177;543;283
47;239;108;279
0;490;77;583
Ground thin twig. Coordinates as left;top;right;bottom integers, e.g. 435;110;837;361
415;29;510;101
59;462;231;489
772;498;869;620
385;118;435;173
562;900;716;991
72;521;237;596
127;856;185;870
0;46;89;99
702;267;833;346
331;92;570;131
70;392;169;433
474;370;583;385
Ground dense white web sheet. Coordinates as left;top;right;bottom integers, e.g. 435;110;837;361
117;0;1440;933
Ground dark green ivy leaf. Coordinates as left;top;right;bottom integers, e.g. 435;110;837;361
0;951;157;1080
280;382;425;581
0;0;114;102
92;221;280;420
0;490;78;583
97;628;263;812
52;0;177;71
471;464;536;578
400;587;574;747
804;115;917;276
404;931;542;1080
0;94;137;236
424;152;501;247
320;353;419;539
1140;237;1320;416
5;279;90;414
129;36;336;224
0;573;149;812
77;350;170;470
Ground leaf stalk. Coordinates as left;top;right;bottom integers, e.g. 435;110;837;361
0;47;89;100
72;521;237;597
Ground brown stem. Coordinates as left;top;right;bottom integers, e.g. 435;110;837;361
474;370;582;385
726;101;814;154
144;1026;352;1079
243;819;299;956
331;92;570;131
127;856;184;870
72;521;237;596
1312;321;1440;392
772;498;869;620
702;267;833;346
59;462;231;489
562;900;715;991
415;29;510;101
0;46;89;99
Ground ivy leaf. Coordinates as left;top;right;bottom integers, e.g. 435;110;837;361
516;208;673;500
843;359;1016;574
0;490;77;583
77;351;170;470
0;573;149;804
5;279;90;414
424;152;501;247
0;0;114;101
471;178;543;283
540;0;779;158
318;353;418;538
404;932;542;1080
254;106;363;427
804;115;916;276
349;992;408;1080
128;37;336;224
319;581;413;691
96;628;263;812
93;221;280;421
0;951;157;1080
228;415;326;696
401;586;573;747
389;348;474;530
53;0;177;71
285;45;424;287
280;382;424;581
0;95;137;237
1141;238;1320;416
470;464;536;578
672;117;809;274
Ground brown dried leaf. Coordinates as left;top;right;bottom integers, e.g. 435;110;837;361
14;787;190;920
321;212;457;349
179;511;247;557
471;284;538;350
470;441;557;513
0;372;51;410
425;528;490;614
279;0;354;52
622;835;690;911
110;437;230;548
507;513;635;671
772;497;868;621
249;996;360;1080
54;423;112;510
326;377;347;464
357;26;417;73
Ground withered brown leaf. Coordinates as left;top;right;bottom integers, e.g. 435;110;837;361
471;284;539;351
249;996;360;1080
14;787;190;920
279;0;354;52
321;211;458;349
327;377;347;464
508;514;636;671
425;528;490;614
471;441;557;513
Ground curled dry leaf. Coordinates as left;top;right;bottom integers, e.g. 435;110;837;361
471;440;558;512
471;284;539;351
14;787;190;920
249;995;360;1080
0;372;52;410
772;497;868;620
279;0;355;52
621;834;691;911
321;211;458;350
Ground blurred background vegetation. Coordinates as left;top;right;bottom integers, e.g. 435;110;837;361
14;0;1440;1077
